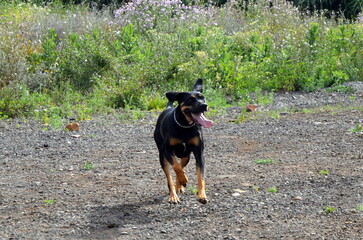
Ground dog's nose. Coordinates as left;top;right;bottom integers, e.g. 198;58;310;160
201;104;208;111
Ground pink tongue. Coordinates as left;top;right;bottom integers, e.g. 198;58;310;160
191;113;213;128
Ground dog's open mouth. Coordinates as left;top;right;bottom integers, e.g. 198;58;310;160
191;112;213;128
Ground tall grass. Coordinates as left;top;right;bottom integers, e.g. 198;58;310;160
0;0;362;121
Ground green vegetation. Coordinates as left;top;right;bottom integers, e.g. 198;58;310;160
319;170;330;175
255;158;274;164
267;186;278;193
349;123;363;133
323;206;336;214
82;161;95;171
43;199;57;205
356;203;363;211
0;0;362;124
188;185;198;195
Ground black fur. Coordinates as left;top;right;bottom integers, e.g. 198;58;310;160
154;79;210;204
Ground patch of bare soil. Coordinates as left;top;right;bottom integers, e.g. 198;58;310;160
1;83;363;239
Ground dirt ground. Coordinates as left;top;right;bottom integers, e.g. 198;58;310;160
1;83;363;239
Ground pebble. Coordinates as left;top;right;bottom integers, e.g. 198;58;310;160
66;122;80;131
233;189;246;193
232;192;240;197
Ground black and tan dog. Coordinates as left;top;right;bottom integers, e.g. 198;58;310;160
154;79;213;204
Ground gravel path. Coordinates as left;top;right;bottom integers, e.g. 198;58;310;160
1;83;362;239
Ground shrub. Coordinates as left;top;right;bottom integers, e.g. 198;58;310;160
0;0;362;119
111;0;217;33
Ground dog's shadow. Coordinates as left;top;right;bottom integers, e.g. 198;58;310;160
87;195;166;238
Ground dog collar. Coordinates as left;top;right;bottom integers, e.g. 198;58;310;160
174;110;195;128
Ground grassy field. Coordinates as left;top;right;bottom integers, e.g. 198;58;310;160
0;0;362;124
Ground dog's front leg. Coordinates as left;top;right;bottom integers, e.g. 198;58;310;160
194;150;208;204
161;151;180;204
175;157;189;194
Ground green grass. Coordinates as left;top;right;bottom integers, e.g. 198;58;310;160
82;161;95;171
356;204;363;211
267;186;278;193
319;170;330;175
0;0;362;121
43;199;57;205
323;206;336;214
187;185;198;195
255;158;274;164
349;124;363;133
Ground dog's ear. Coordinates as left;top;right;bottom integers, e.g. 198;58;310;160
192;78;203;93
166;92;188;104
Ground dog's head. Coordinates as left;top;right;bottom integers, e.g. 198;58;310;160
166;79;213;128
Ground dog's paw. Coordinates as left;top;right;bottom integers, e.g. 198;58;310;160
176;185;185;194
197;192;208;204
169;193;180;204
197;197;208;204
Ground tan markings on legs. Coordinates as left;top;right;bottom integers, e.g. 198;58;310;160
162;158;179;204
197;167;208;204
180;157;190;168
173;157;188;194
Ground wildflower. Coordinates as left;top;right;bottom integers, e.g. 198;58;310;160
111;0;217;32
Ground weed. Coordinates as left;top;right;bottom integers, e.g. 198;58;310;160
145;92;168;110
255;158;273;164
319;170;330;175
253;88;274;106
325;85;356;94
323;206;336;214
83;161;94;171
43;199;57;205
131;109;147;121
267;186;278;193
356;204;363;211
349;124;363;133
0;1;363;120
188;185;198;195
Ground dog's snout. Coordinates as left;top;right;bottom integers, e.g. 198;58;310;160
201;103;208;111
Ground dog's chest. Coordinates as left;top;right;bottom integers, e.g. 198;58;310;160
172;142;191;158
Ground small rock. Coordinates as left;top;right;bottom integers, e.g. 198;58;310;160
232;192;240;197
233;189;246;193
246;104;256;112
66;122;80;131
160;230;167;234
294;196;302;200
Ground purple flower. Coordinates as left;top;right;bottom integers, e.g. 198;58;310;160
111;0;217;32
